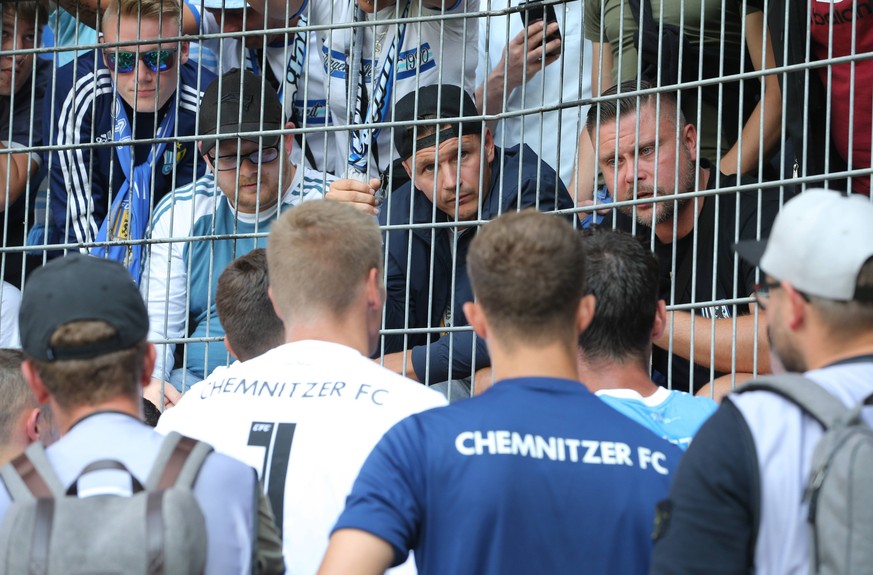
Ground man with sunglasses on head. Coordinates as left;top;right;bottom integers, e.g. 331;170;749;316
44;0;215;281
140;68;334;393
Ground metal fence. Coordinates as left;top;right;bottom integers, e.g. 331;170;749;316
0;0;869;401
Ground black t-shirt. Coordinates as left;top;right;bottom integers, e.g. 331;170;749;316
601;160;781;392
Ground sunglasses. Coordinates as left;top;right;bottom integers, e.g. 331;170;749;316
104;49;177;74
209;146;280;171
753;280;809;310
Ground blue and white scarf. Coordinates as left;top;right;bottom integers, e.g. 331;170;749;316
281;13;309;115
91;95;176;284
347;1;410;176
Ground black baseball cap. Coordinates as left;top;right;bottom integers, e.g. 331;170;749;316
199;68;284;156
392;84;482;159
19;253;149;362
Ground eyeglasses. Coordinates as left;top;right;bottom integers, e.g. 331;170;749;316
753;280;781;310
104;49;177;74
209;146;280;171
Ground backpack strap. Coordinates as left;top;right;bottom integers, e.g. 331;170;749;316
736;373;851;429
0;442;65;501
140;433;213;575
145;432;214;490
0;443;65;575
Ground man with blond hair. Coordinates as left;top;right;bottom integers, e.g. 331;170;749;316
158;200;447;574
45;0;215;280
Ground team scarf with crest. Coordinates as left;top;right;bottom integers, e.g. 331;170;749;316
91;93;176;284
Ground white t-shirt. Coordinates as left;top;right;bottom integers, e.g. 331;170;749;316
476;0;591;187
157;339;448;574
0;282;20;348
305;0;479;178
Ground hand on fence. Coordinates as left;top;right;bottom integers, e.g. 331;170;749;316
326;178;383;216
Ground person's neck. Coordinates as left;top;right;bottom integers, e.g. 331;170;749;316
284;310;372;357
577;353;658;396
489;338;580;383
56;397;141;436
654;166;710;244
804;331;873;371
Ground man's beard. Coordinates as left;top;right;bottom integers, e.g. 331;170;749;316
619;186;691;227
619;146;697;228
767;323;807;373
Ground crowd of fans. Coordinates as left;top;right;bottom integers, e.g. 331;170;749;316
0;0;866;392
0;0;870;572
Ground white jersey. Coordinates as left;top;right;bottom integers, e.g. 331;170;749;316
157;340;448;574
476;0;591;187
305;0;479;178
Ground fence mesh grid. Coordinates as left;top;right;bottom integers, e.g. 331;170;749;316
0;0;869;400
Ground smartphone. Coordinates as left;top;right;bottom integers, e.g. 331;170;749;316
517;0;561;48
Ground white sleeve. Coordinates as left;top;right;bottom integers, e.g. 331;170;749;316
0;282;21;349
475;0;491;88
141;206;190;381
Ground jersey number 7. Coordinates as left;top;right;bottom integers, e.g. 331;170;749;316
248;421;297;538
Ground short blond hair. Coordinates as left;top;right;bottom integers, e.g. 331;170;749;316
101;0;182;33
267;202;382;323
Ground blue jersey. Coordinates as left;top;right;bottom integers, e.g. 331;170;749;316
597;387;717;450
44;51;214;246
334;377;682;575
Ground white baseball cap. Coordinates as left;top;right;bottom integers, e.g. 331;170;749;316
734;190;873;302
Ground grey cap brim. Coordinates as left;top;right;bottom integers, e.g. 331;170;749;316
200;122;282;156
733;238;768;267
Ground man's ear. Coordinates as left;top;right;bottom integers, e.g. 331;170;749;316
784;282;808;331
482;128;496;165
224;335;239;361
24;408;41;442
682;122;699;163
283;120;296;157
463;301;488;339
401;158;414;180
268;286;284;320
651;299;667;342
21;360;50;404
576;294;596;337
141;343;157;390
365;268;384;312
201;145;215;172
178;40;190;66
